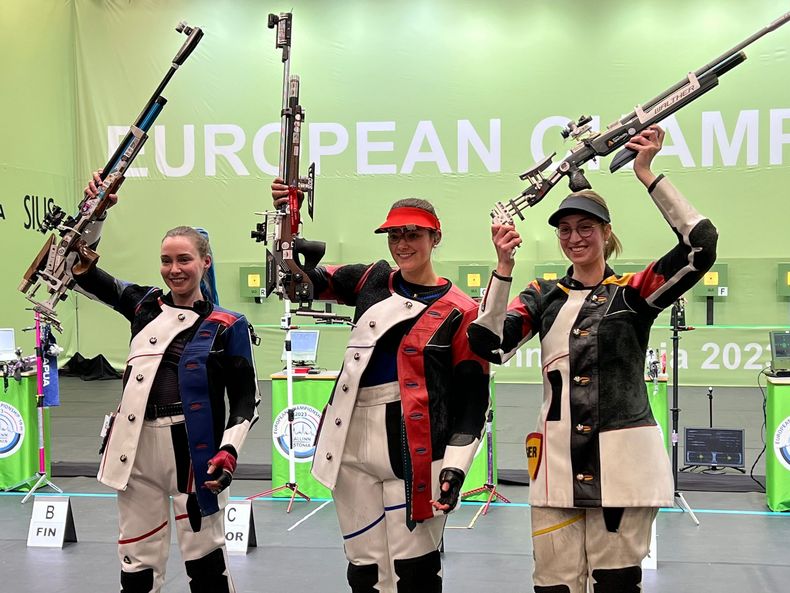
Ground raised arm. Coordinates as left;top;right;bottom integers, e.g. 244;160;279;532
467;222;539;364
622;126;718;309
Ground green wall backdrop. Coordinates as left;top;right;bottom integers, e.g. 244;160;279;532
1;0;789;385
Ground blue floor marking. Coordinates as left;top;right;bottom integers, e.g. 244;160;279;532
2;491;788;517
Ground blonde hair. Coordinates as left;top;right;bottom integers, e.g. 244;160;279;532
566;190;622;260
162;226;210;258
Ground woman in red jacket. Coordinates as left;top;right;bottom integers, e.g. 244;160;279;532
272;181;490;593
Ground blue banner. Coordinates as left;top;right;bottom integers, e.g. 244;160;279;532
41;325;59;407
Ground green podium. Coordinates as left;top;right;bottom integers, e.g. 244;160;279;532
646;377;671;456
0;373;52;490
270;371;336;499
766;377;790;512
270;372;497;499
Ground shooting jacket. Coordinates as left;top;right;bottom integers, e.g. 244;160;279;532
75;270;259;516
309;262;490;521
468;175;717;508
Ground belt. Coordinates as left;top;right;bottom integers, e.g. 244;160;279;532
144;401;184;420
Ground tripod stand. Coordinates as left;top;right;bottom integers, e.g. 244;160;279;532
451;409;510;529
248;299;310;512
669;299;699;525
4;311;62;503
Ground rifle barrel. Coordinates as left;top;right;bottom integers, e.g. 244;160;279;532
621;13;790;124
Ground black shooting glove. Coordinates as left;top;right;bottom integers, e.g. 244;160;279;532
436;467;465;513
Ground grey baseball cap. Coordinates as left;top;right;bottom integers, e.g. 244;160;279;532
548;193;611;227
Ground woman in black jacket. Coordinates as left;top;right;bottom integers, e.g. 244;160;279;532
467;125;717;593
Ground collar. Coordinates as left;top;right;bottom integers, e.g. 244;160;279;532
559;264;616;290
160;291;213;316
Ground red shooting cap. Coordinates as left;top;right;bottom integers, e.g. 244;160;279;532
374;207;441;233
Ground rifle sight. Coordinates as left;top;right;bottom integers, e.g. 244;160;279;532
561;115;593;140
175;21;194;35
40;206;66;234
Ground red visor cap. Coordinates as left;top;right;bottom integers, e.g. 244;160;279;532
374;207;441;233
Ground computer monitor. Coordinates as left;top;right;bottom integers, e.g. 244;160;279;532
684;427;745;468
0;328;16;362
282;330;320;365
769;330;790;373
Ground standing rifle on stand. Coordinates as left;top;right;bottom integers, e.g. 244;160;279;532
248;12;348;512
251;11;327;313
4;311;63;502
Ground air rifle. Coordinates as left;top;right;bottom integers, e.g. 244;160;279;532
18;21;204;323
492;12;790;225
251;12;326;311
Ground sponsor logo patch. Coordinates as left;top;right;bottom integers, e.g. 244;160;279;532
525;432;543;480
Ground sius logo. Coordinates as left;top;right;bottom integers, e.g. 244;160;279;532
22;194;57;232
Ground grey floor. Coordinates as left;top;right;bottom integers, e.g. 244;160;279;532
0;377;787;592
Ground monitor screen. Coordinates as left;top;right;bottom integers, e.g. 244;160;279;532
282;330;320;364
0;328;15;360
770;330;790;369
684;427;745;468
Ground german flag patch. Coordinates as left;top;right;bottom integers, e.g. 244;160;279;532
525;432;543;481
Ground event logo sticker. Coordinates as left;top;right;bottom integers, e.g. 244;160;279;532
271;404;322;462
774;416;790;471
0;402;25;458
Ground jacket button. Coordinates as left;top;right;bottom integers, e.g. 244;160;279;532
128;414;136;422
369;321;376;328
325;452;333;460
405;301;413;308
334;418;342;426
353;353;360;360
576;473;584;481
178;313;186;321
149;337;157;344
136;374;144;382
120;455;128;462
573;376;590;385
341;384;349;392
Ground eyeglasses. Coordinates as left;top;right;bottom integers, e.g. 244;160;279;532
555;222;601;240
387;229;430;244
